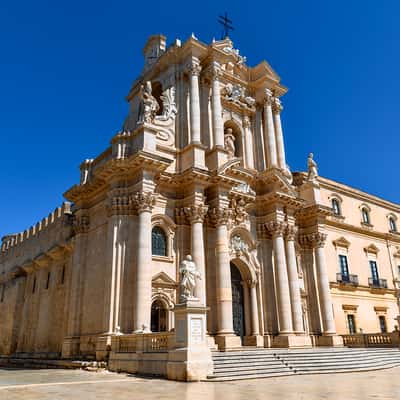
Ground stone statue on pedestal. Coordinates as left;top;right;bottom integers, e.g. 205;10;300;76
179;255;201;302
307;153;318;182
138;81;159;123
224;128;236;158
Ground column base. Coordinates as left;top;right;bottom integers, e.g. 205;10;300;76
207;335;218;350
205;146;229;170
243;335;264;347
95;335;112;361
214;334;242;351
316;334;344;347
180;143;207;170
272;334;313;348
263;334;274;348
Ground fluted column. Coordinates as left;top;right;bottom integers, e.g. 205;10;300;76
242;281;252;336
250;282;260;336
272;98;286;170
188;61;202;144
211;208;234;334
263;89;278;168
313;233;336;335
285;226;305;333
266;221;293;334
210;62;224;148
184;203;208;306
133;192;154;332
243;116;254;169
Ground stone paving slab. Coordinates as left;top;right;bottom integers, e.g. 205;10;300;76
0;367;400;400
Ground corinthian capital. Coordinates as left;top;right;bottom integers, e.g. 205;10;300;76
185;60;202;77
272;98;283;114
207;207;232;227
132;191;156;213
184;203;209;224
285;225;298;241
265;221;287;237
299;232;327;249
264;88;273;106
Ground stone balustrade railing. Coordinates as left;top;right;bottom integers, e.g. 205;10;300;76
341;332;400;347
112;332;175;353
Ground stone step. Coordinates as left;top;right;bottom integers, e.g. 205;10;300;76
211;367;293;377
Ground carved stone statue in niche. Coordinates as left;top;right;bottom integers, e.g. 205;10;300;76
224;128;236;158
138;81;159;123
179;255;201;302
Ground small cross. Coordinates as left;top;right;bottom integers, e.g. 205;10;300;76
218;12;234;39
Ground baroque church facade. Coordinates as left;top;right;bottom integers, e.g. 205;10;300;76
1;34;400;358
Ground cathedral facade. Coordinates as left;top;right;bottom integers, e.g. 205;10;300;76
1;34;400;359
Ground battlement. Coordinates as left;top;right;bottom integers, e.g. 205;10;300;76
1;202;72;254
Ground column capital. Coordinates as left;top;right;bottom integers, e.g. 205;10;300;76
207;207;232;227
264;88;274;105
299;232;327;249
73;215;90;234
184;203;209;224
132;191;156;213
204;61;222;81
107;193;133;217
184;60;202;77
285;225;298;241
272;98;283;114
242;115;251;129
265;221;287;237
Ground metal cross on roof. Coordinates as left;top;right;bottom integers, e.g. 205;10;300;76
218;12;234;39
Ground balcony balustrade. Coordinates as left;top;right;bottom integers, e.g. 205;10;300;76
368;277;388;289
336;273;359;286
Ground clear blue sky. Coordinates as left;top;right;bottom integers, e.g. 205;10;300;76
1;0;399;238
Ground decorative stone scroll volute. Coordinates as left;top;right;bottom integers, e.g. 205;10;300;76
184;203;208;224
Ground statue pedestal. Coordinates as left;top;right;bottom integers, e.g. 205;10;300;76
167;300;213;381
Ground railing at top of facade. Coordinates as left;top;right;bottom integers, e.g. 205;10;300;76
341;332;399;347
336;273;359;286
368;278;388;289
112;332;175;353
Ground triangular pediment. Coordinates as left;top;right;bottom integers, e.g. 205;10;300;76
152;271;177;288
332;237;351;249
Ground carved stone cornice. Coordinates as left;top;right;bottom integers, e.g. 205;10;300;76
265;221;287;237
184;204;209;224
207;207;232;227
132;191;156;213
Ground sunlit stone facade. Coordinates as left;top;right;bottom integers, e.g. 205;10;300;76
1;34;399;359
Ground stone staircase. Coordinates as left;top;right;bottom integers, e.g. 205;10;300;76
208;348;400;381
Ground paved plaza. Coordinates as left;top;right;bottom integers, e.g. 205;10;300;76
0;367;400;400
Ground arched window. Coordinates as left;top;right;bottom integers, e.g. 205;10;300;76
152;226;167;256
389;217;397;232
151;300;167;332
361;207;370;225
331;198;341;216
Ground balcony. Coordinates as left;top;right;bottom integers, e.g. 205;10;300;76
368;278;388;289
336;273;359;286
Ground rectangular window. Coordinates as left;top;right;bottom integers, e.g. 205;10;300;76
339;255;349;280
379;316;387;333
0;285;4;303
60;265;66;285
347;314;356;335
45;272;51;290
369;260;379;283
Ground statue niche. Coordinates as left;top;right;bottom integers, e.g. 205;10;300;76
224;122;243;160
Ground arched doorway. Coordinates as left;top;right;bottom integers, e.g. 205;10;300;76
151;300;167;332
230;262;245;339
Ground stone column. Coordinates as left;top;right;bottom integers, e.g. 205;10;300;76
211;207;241;349
188;62;202;144
285;226;305;334
272;98;286;170
242;281;252;337
133;192;154;332
185;203;208;306
266;221;293;334
243;116;255;169
263;89;278;168
250;282;260;336
211;62;224;148
313;233;336;335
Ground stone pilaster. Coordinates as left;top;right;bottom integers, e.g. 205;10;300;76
210;62;224;148
187;61;202;144
263;89;278;168
243;116;255;169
